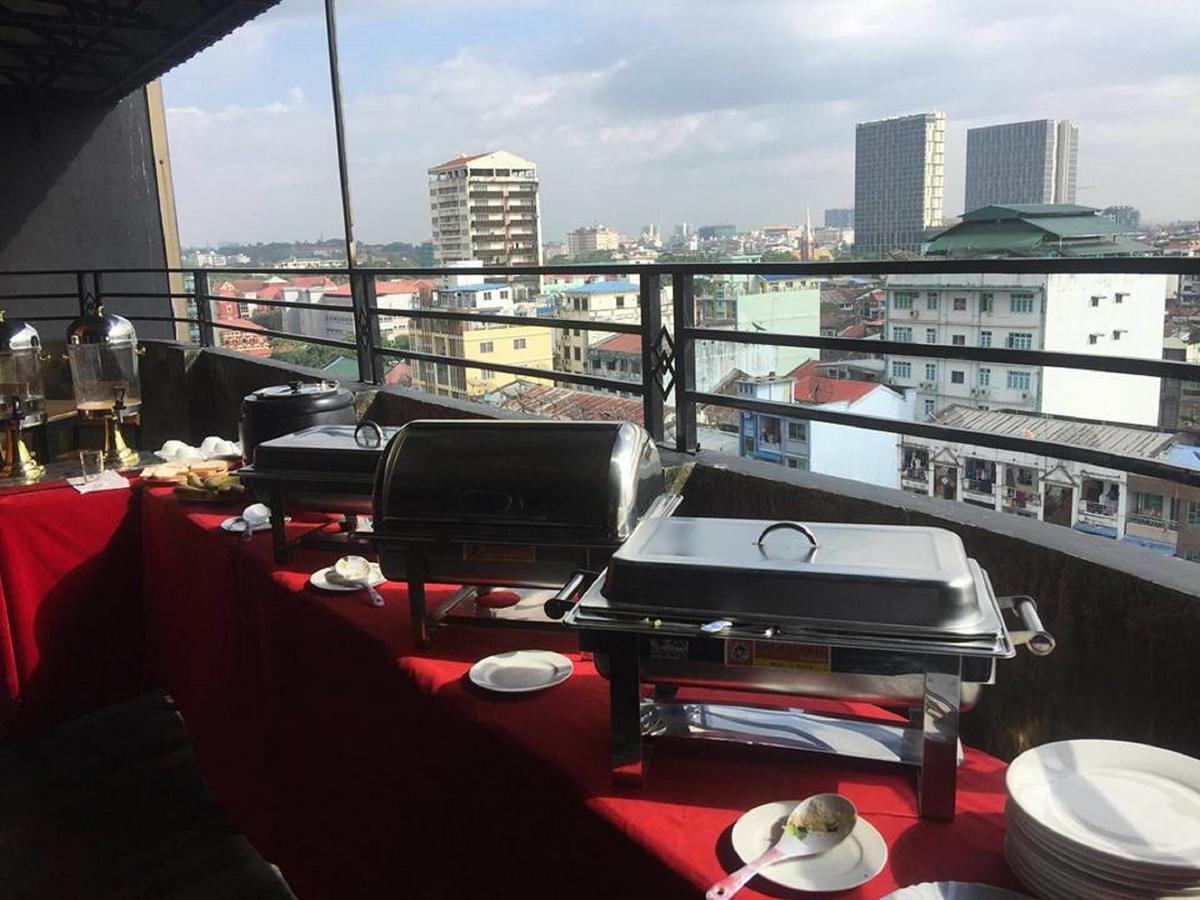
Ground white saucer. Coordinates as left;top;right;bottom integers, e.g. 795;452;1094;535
309;563;385;592
730;799;887;893
468;650;573;694
220;515;289;534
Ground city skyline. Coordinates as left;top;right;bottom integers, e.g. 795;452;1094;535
162;0;1200;246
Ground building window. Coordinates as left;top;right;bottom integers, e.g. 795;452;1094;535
479;369;495;379
1088;334;1099;345
1188;500;1200;525
892;361;912;378
980;330;992;348
787;421;807;442
893;292;914;310
925;363;937;381
893;326;912;342
1090;296;1101;307
1007;370;1032;391
952;334;966;346
483;292;492;301
573;347;581;361
479;341;494;353
951;370;965;384
513;338;527;349
925;327;937;343
1012;294;1035;313
980;293;993;312
978;367;991;386
1115;292;1126;304
926;292;938;310
924;399;936;417
1112;330;1123;341
1007;332;1033;350
615;297;625;308
953;297;967;311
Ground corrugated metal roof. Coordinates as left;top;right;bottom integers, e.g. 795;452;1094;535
562;280;639;295
932;405;1176;460
962;204;1097;220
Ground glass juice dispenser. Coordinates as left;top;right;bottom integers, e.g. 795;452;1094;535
0;311;46;481
66;307;141;467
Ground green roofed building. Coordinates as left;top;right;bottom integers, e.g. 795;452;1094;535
924;204;1152;258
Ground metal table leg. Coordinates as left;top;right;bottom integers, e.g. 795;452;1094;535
918;654;962;820
608;633;645;786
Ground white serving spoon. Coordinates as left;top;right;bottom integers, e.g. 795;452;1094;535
334;555;385;607
706;793;858;900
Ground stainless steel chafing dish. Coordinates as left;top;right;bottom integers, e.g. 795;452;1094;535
238;421;396;561
372;419;677;646
563;517;1054;820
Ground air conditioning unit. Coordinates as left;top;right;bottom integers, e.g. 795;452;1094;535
910;309;919;317
969;387;979;396
978;388;990;397
1021;391;1030;400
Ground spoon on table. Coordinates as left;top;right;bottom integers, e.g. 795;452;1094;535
334;555;386;608
706;793;857;900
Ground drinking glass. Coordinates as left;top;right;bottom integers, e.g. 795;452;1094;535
79;449;104;483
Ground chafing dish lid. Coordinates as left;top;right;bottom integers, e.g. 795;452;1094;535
600;517;994;635
373;419;662;539
0;312;40;352
247;423;398;475
66;306;137;346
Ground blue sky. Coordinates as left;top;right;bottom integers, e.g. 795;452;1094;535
162;0;1200;246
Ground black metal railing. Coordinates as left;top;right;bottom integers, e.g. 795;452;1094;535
4;256;1200;489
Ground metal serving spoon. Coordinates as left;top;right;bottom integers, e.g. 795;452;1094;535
706;793;858;900
334;555;385;608
235;503;271;542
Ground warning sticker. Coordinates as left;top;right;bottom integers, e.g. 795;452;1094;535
724;640;831;672
462;543;536;562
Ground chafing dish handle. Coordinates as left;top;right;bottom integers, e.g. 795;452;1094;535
1000;595;1055;656
754;521;819;550
354;419;384;448
543;570;594;620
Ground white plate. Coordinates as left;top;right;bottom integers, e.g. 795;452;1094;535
1007;833;1195;900
884;882;1031;900
467;650;573;694
1007;808;1200;892
220;515;289;534
308;563;385;592
1006;740;1200;872
730;799;887;893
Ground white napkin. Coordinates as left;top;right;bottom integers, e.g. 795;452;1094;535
67;469;131;494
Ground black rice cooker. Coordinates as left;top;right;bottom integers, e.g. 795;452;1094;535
240;380;356;464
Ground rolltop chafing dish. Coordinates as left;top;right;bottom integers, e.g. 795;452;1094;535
563;516;1054;820
371;419;678;647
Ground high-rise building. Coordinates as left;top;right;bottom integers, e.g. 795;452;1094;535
824;208;854;228
566;224;621;258
854;113;945;258
964;120;1078;211
427;150;542;293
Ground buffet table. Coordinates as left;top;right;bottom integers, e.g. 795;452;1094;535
138;485;1020;900
0;478;147;733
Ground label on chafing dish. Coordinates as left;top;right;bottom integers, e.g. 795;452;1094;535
462;543;536;562
724;639;831;672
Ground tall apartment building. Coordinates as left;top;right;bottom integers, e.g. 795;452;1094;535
566;224;621;259
883;273;1167;426
854;113;945;257
964;120;1078;212
824;208;854;228
427;150;542;294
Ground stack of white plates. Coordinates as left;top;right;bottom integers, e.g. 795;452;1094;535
1005;739;1200;899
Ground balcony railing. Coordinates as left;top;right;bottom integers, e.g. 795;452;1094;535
5;256;1200;493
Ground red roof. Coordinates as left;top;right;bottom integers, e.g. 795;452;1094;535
839;323;868;339
384;361;411;385
221;317;265;331
290;276;336;288
324;279;432;298
428;152;490;172
794;374;876;405
229;279;266;293
593;333;641;354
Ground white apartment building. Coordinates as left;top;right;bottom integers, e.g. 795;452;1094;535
884;273;1167;426
854;113;945;257
567;225;621;259
427;150;542;294
557;280;651;375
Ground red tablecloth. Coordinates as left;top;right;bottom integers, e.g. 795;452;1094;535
140;487;1018;899
0;481;146;734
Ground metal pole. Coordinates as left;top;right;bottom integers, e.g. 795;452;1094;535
639;273;665;443
672;272;697;452
323;0;356;271
193;269;214;347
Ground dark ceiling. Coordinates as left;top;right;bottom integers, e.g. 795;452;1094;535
0;0;282;106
